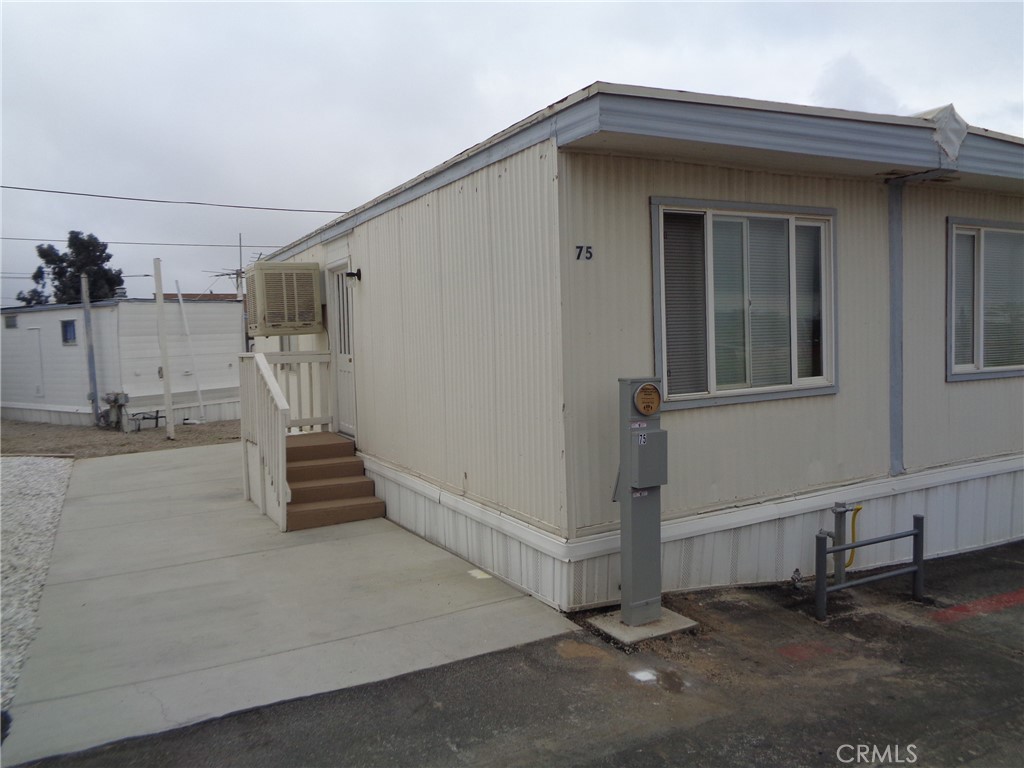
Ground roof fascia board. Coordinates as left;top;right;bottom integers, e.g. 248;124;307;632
956;133;1024;182
586;82;1023;144
577;92;1022;182
586;93;945;169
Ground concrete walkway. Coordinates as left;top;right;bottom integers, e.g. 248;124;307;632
2;443;575;765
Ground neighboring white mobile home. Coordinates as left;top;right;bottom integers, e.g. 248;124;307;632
2;296;244;428
245;83;1023;610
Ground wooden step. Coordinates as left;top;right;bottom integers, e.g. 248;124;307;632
289;475;376;504
287;455;366;482
281;432;386;532
286;433;355;462
286;497;386;531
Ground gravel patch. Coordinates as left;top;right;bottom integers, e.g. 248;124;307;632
1;456;74;712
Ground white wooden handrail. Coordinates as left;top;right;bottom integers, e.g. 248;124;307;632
262;352;332;431
240;353;291;530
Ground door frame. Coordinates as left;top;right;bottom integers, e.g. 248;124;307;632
327;258;357;438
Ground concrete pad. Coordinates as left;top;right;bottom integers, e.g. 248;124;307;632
3;444;575;765
47;495;388;583
57;476;247;531
63;443;240;498
5;596;569;762
588;608;698;644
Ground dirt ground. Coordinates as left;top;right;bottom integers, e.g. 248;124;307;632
0;419;240;459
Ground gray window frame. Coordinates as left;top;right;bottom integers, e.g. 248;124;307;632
946;217;1024;382
651;197;839;410
4;315;17;329
61;319;77;345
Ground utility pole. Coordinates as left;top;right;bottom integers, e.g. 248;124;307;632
238;233;244;300
80;275;101;427
239;233;248;351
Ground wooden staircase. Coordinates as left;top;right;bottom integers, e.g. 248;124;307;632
285;433;386;531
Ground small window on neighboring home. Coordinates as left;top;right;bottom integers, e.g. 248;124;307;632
948;220;1024;380
4;315;16;329
61;319;77;345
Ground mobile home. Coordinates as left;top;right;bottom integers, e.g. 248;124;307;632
2;297;244;428
243;83;1023;610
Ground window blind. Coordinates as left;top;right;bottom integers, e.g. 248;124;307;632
663;212;707;395
982;230;1024;367
747;218;791;387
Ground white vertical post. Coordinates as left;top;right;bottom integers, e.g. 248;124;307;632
153;258;175;439
175;281;206;423
80;275;101;427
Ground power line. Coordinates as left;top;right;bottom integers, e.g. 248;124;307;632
1;185;346;215
2;237;283;248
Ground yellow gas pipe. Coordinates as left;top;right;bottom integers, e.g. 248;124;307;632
845;505;863;568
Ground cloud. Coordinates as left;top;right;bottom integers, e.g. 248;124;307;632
1;1;1020;303
810;53;906;115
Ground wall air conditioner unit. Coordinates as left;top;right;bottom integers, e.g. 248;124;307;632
245;262;323;336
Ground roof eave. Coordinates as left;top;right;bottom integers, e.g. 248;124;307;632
268;83;1023;261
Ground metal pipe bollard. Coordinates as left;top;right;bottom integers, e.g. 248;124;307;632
832;502;848;585
815;532;828;621
912;514;924;601
815;514;925;621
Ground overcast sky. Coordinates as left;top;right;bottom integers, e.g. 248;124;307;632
2;1;1021;304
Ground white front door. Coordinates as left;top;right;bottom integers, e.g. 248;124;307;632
331;264;357;437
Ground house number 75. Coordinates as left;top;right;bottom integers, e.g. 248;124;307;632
575;245;594;260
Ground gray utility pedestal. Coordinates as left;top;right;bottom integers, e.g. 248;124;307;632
589;377;697;643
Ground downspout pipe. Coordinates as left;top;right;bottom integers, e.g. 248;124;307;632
887;180;905;477
885;167;954;478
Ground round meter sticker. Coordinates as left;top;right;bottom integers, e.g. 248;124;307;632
633;383;662;416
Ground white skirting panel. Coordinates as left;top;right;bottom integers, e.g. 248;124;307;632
364;459;571;609
365;454;1023;612
2;405;94;426
3;399;240;428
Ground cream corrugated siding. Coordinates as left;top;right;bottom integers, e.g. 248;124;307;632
350;141;568;535
902;186;1024;471
559;153;892;534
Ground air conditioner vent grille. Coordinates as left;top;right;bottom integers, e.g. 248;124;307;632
245;262;323;337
